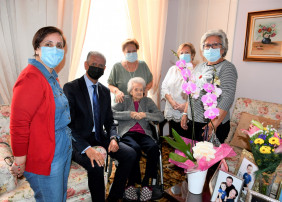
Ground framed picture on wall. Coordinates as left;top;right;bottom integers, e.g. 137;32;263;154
243;9;282;62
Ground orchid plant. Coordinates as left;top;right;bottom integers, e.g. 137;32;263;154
163;59;236;171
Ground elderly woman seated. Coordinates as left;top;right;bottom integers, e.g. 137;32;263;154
112;77;164;201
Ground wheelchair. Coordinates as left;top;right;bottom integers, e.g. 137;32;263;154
105;121;164;200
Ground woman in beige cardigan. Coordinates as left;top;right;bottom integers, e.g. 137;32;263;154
112;77;164;201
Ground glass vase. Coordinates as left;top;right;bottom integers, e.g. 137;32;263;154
253;172;276;196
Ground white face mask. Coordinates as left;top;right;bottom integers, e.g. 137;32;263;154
179;53;191;63
125;52;138;63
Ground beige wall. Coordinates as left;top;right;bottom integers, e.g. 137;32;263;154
232;0;282;104
160;0;282;135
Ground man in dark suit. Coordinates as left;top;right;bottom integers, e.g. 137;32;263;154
63;51;136;202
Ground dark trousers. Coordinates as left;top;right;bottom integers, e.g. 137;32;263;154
169;120;189;137
185;120;230;143
121;132;160;187
72;138;136;201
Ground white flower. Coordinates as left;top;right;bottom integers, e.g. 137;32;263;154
192;141;216;161
214;86;222;97
195;68;213;89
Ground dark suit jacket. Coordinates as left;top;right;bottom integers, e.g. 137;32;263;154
63;76;118;153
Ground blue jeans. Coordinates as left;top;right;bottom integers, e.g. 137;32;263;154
24;127;72;202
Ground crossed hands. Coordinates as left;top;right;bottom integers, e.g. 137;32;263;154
131;112;146;120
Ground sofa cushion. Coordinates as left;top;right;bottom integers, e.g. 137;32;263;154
229;112;280;150
0;142;17;194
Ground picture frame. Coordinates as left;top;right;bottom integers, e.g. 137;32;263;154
243;9;282;62
276;181;282;201
209;159;229;195
211;170;244;202
246;190;280;202
235;149;258;195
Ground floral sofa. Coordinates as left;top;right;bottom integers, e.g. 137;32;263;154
0;105;92;201
223;97;282;197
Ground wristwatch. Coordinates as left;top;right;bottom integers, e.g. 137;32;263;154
110;136;120;143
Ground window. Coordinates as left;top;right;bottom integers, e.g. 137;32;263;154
75;0;132;86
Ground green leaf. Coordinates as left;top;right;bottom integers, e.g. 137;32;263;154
171;49;179;59
251;120;264;130
169;152;188;163
163;133;195;162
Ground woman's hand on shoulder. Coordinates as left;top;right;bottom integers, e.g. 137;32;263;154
115;89;124;103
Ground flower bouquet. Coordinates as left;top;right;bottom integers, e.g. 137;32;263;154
242;120;282;195
163;129;236;194
256;24;277;44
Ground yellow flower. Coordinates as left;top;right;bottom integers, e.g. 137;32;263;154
254;138;264;145
260;146;271;154
269;137;280;145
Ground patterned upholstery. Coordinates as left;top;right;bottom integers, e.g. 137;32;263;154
0;105;91;201
224;98;282;182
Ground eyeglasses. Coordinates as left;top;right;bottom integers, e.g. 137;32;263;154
89;63;105;69
203;43;222;50
41;40;64;49
4;156;14;166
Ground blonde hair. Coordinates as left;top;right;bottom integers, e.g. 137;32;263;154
122;38;139;52
177;43;196;59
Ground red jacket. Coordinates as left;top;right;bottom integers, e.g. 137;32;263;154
10;64;55;175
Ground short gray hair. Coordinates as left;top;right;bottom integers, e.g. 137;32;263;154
200;29;228;57
86;51;106;64
127;77;146;93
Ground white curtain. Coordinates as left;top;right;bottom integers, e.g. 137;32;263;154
0;0;91;104
126;0;168;106
0;0;59;104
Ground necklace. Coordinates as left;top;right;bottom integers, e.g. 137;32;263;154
125;61;138;79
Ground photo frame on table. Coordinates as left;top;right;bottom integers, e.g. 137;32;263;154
243;9;282;62
211;170;244;202
246;190;280;202
209;159;229;195
276;181;282;201
234;149;258;195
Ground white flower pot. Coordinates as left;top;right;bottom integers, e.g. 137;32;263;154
187;169;208;194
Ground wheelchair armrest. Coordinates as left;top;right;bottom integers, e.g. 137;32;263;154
149;121;159;126
113;120;119;126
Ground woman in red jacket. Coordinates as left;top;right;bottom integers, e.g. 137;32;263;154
9;26;72;202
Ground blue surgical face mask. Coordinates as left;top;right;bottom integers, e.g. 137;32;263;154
179;53;191;63
203;48;221;62
125;52;138;63
40;46;64;68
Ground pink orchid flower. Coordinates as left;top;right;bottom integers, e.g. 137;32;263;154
203;83;215;93
204;107;219;119
201;93;217;107
176;60;186;70
181;68;191;81
241;124;261;138
182;81;197;95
